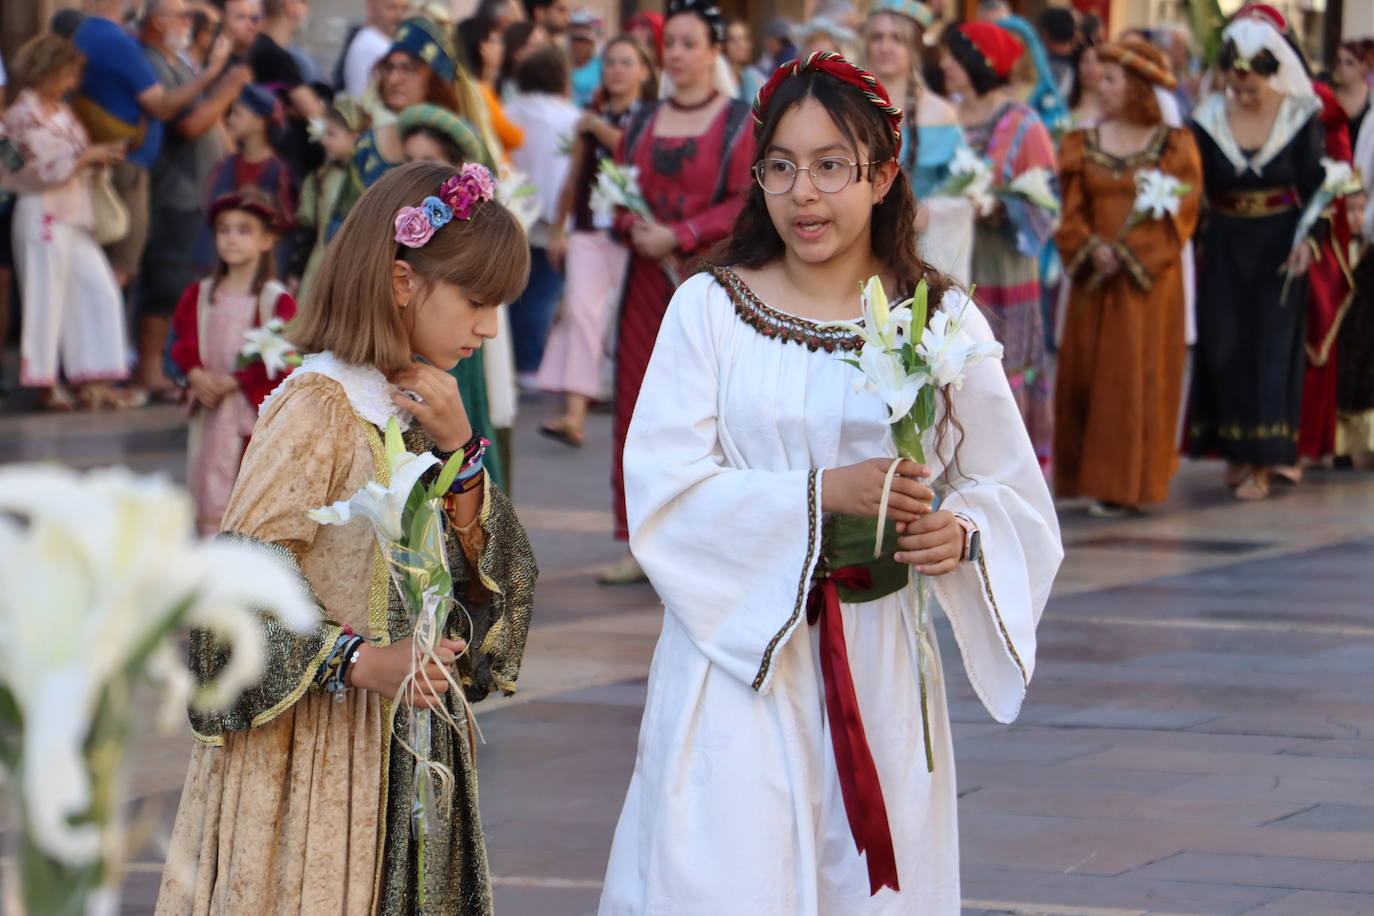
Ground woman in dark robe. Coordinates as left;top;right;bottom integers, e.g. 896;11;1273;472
1187;5;1325;500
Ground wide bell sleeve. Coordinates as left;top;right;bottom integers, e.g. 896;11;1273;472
624;274;824;694
929;294;1063;722
1113;128;1202;291
186;377;363;742
1001;111;1060;259
1053;130;1099;278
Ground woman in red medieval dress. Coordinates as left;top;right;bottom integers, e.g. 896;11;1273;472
600;0;755;584
1286;75;1356;479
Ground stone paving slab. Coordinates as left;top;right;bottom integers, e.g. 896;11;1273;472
4;397;1374;915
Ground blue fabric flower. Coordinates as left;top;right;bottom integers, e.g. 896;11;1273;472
422;196;453;228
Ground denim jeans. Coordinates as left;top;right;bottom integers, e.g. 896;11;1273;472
508;246;565;375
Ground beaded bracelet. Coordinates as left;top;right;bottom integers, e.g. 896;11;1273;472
317;629;367;701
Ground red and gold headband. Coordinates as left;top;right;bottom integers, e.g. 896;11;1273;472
752;51;905;157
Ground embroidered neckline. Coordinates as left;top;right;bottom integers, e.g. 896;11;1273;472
709;266;865;353
259;350;413;431
1084;126;1171;174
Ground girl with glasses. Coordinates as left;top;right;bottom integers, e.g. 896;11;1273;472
599;52;1060;914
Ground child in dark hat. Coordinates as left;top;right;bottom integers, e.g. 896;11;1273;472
169;186;297;534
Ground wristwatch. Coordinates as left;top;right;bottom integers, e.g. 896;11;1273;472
953;513;981;564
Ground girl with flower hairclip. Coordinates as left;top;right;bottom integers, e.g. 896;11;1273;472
599;52;1060;914
156;162;536;916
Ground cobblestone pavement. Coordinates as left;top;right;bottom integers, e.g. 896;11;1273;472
1;395;1372;916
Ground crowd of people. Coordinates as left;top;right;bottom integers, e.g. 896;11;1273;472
0;1;1370;574
4;0;1374;913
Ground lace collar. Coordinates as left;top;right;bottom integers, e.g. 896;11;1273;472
259;350;413;431
1191;92;1322;175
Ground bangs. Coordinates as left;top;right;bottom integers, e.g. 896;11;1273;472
754;74;889;165
416;197;531;307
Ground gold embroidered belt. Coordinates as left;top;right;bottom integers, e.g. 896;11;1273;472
1209;187;1299;218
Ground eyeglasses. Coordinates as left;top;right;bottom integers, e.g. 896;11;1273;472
753;156;880;195
380;58;421;77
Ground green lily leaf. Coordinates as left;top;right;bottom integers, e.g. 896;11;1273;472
384;416;405;464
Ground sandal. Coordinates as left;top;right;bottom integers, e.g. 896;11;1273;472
38;385;76;412
1234;468;1271;501
1224;462;1248;489
539;421;585;448
597;553;648;585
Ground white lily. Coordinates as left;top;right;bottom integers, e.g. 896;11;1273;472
857;343;925;423
496;165;542;232
239;318;297;379
1319;157;1361;196
308;447;440;543
0;465;315;870
1005;166;1059;213
826;274;913;352
916;295;1005;390
591;159;651;223
941;147;997;215
1131;169;1187;222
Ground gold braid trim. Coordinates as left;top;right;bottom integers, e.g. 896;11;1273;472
361;418;395;646
1065;234;1102;277
751;469;823;691
974;550;1028;686
360;415;396;914
190;536;342;745
1112;241;1152;291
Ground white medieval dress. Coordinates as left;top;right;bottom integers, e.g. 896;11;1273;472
599;267;1062;915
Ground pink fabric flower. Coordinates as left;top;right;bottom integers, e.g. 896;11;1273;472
439;164;496;220
461;162;496;200
394;205;436;248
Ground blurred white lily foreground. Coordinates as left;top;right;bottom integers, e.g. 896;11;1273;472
0;464;314;916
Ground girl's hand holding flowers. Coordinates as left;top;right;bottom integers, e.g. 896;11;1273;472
629;220;678;259
894;511;963;575
822;458;934;523
349;636;467;709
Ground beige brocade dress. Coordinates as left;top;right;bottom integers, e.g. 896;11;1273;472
156;366;536;916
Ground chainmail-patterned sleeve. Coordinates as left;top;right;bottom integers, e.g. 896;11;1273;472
404;428;537;703
187;534;343;743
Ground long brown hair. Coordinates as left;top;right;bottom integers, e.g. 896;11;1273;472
601;34;659;106
290;162;530;372
713;69;967;470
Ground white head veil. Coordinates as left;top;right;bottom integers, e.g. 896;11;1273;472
1221;17;1314;100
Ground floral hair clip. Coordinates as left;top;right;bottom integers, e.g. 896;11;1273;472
393;163;497;248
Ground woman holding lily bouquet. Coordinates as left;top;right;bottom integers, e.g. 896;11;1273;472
1053;39;1202;517
156;162;536;916
599;52;1061;914
1187;5;1325;500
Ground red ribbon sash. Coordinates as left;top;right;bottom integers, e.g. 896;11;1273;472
807;566;900;895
